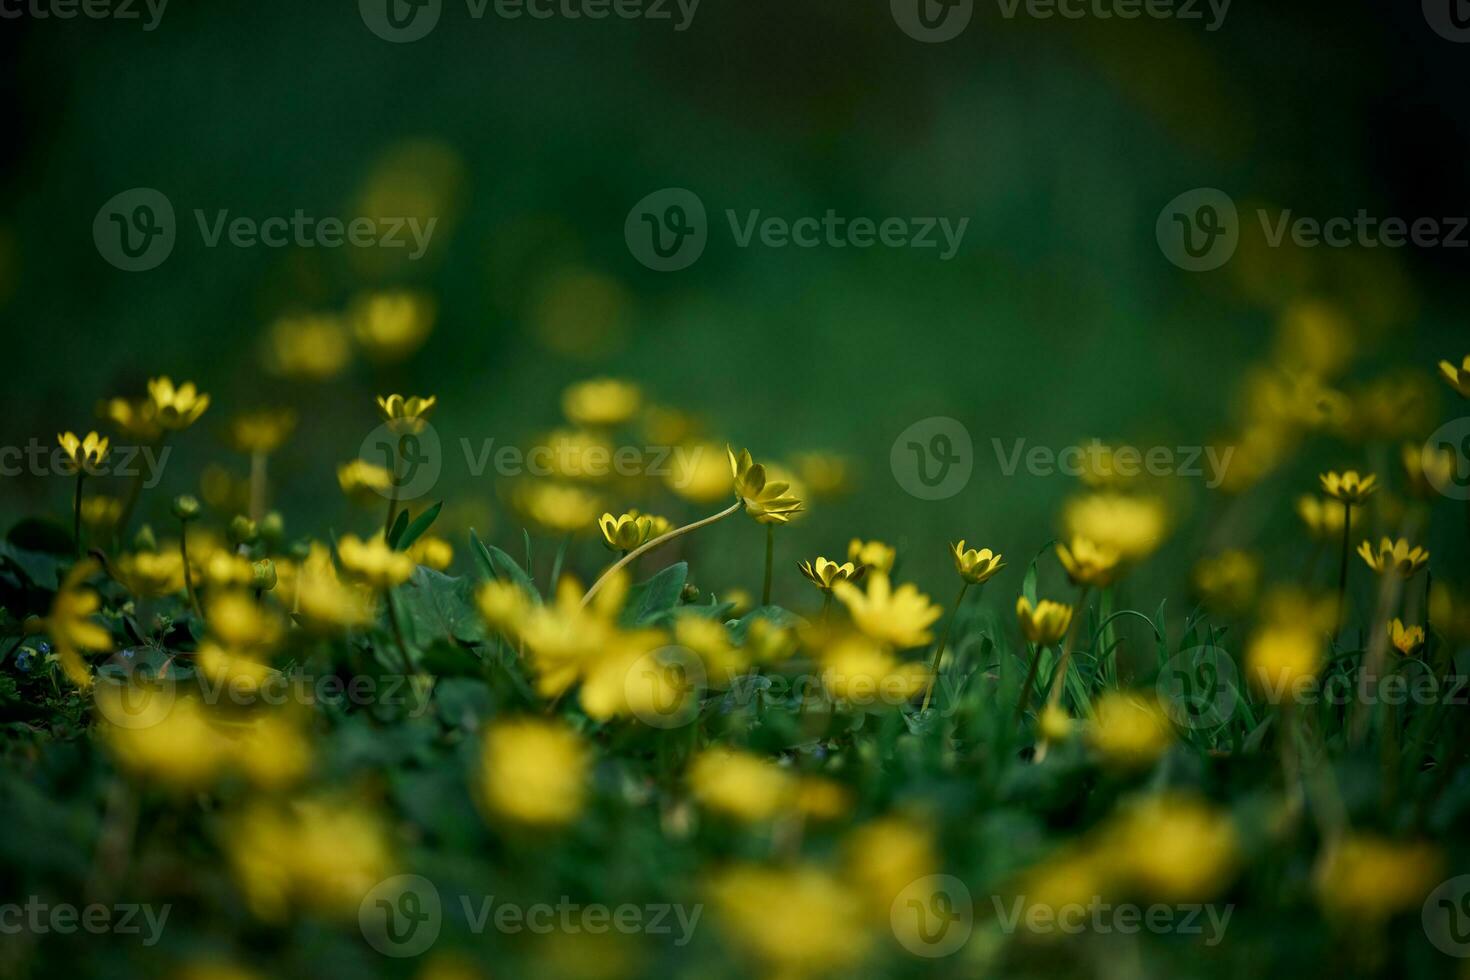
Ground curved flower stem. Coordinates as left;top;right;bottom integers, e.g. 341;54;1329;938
73;472;86;557
1334;501;1352;643
581;500;743;609
820;592;832;625
762;525;775;606
1013;641;1044;728
1043;585;1093;712
248;451;268;523
921;582;971;712
179;521;202;621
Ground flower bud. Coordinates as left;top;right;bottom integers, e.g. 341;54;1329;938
252;559;278;591
228;515;259;548
171;494;201;522
133;524;157;553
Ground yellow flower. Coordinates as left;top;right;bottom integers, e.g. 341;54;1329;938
480;718;587;827
832;572;941;649
46;559;110;687
117;549;186;597
1247;624;1323;699
376;393;437;434
790;452;852;499
351;290;436;362
228;409;296;454
688;747;794;822
337;459;393;503
147;376;210;430
665;441;731;503
1191;550;1261;615
1055;536;1120;587
538;428;614;481
1402;442;1456;498
728;447;804;524
674;614;747;686
515;481;601;535
262;313;352;380
1439;354;1470;398
228;797;393;921
744;617;798;663
1038;704;1074;742
795;777;852;821
476;580;532;633
1061;493;1167;561
98;396;160;440
80;495;123;534
1015;596;1073;646
847;538;895;574
798;557;865;593
57;431;109;472
294;544;377;629
197;642;275;695
843;816;935;921
598;512;654;552
1088;692;1172;767
1357;536;1429;578
1295;494;1346;539
1102;794;1238;901
518;576;626;697
709;865;869;976
951;540;1005;585
408;535;454;571
233;712;313;791
562;377;641;427
819;632;927;706
204;551;257;589
1315;835;1441;922
209;592;282;649
338;534;415;589
632;510;672;537
102;697;229;789
1387;618;1424;656
1319;469;1378;504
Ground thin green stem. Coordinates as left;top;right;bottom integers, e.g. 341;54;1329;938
921;582;970;712
581;500;743;609
1334;501;1352;643
179;522;202;621
1042;585;1092;712
1013;642;1044;728
761;525;775;606
386;588;414;675
73;472;86;557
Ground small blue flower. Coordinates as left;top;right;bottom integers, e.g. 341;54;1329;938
15;649;34;673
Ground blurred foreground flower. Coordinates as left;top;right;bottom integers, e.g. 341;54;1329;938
480;718;587;827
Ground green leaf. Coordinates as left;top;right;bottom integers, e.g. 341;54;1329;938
397;567;487;649
728;605;805;642
623;562;688;626
8;518;75;555
386;509;410;549
475;537;540;600
395;501;443;551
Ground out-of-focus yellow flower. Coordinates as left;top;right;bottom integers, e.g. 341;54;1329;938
47;559;110;687
476;580;532;633
228;797;393;921
57;431;109;472
1314;835;1441;922
578;626;677;722
848;538;895;574
1387;618;1425;656
1357;537;1429;578
1074;441;1135;488
102;697;229;789
409;535;453;571
1247;624;1322;699
795;777;852;821
1016;597;1073;646
1430;583;1470;643
233;711;313;791
1258;586;1337;633
688;747;794;822
790;452;852;499
674;614;746;686
1347;373;1436;442
744;617;798;663
117;549;185;598
1012;851;1109;936
599;512;654;552
1103;794;1238;901
1439;354;1470;398
201;464;251;514
1191;550;1260;615
1215;424;1295;495
1062;493;1167;561
1056;536;1121;587
819;632;927;706
729;447;804;524
1319;470;1378;504
843;816;935;922
1403;442;1456;498
173;960;266;980
1296;494;1346;539
204;551;257;590
538;428;614;481
515;481;601;535
1038;704;1074;742
99;396;161;440
833;572;941;649
228;409;296;454
480;718;587;827
798;557;865;593
562;378;641;427
1244;367;1350;432
338;459;393;503
642;404;699;446
518;575;626;697
376;393;437;434
263;314;352;380
666;441;731;503
209;592;282;649
352;290;436;362
1274;299;1354;378
197;641;275;695
295;544;377;629
147;377;210;430
81;495;123;535
709;865;869;977
1088;692;1171;767
951;540;1005;585
338;534;415;589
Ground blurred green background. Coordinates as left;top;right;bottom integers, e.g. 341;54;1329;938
1;0;1466;608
